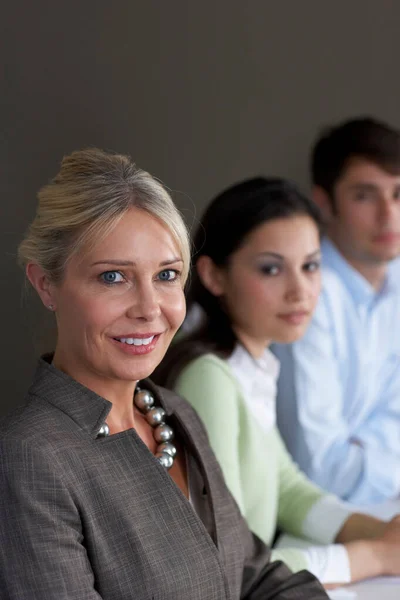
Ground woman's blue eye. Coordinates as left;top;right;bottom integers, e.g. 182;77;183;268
100;271;124;284
158;269;178;282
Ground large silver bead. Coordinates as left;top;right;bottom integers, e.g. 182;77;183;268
157;441;177;457
156;451;174;470
97;423;110;437
146;406;166;427
134;389;154;413
154;423;174;443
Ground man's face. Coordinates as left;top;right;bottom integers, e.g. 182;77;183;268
322;158;400;266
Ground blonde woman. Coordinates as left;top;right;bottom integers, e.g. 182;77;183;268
0;150;328;599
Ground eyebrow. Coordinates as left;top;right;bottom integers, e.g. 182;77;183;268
256;250;321;261
90;258;183;267
348;182;378;189
347;182;400;191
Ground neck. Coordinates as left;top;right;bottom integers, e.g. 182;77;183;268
233;327;270;359
52;347;138;429
327;235;388;290
344;257;387;290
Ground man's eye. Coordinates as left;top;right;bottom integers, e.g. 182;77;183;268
158;269;179;282
355;191;375;201
100;271;124;284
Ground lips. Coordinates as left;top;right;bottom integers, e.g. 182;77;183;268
115;336;155;346
277;311;309;325
111;333;162;355
373;232;400;244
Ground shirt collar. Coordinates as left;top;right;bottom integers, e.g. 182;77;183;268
227;344;279;433
387;258;400;294
228;344;280;381
322;238;397;305
29;354;174;439
254;347;280;379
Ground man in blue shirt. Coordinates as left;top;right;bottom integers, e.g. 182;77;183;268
273;117;400;505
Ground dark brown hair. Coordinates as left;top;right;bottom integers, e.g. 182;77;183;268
312;117;400;201
153;177;322;389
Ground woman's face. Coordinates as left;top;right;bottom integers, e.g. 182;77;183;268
212;215;321;357
48;207;186;386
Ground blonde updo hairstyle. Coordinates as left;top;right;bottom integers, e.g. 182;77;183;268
18;148;191;285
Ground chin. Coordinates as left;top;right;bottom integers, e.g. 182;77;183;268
274;327;308;345
110;355;162;383
382;250;400;262
370;244;400;263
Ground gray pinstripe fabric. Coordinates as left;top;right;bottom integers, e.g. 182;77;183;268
0;357;328;599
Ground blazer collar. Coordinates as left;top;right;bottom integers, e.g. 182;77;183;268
29;354;176;439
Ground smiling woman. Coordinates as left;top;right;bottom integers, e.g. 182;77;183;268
26;206;186;395
0;149;328;600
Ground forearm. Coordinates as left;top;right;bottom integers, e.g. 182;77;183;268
336;513;387;544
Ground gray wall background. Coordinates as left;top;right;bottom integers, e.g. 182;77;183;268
2;0;399;414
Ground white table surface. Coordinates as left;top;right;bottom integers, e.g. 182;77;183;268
344;577;400;599
278;499;400;599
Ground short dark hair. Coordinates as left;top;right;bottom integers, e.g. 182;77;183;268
311;117;400;197
153;177;322;389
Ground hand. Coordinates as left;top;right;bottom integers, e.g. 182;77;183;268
336;513;400;582
371;514;400;576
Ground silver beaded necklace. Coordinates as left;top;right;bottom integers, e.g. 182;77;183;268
97;386;177;470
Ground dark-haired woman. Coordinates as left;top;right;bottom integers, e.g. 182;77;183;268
155;177;400;587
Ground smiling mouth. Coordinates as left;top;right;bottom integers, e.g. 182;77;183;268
114;336;155;346
111;333;162;355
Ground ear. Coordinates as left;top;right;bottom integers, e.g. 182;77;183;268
196;255;226;297
26;263;57;311
312;185;334;222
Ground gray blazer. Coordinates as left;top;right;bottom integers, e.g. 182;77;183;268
0;356;328;599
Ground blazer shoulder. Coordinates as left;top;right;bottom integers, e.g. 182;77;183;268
0;392;60;447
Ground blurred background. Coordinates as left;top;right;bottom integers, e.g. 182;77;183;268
1;0;399;414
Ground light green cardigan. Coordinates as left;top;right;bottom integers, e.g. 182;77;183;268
175;353;325;573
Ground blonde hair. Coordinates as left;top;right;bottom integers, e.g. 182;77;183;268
18;148;190;284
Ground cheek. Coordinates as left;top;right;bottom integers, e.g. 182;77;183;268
346;207;375;232
311;275;322;303
57;289;126;332
230;275;280;318
162;289;186;330
247;278;282;308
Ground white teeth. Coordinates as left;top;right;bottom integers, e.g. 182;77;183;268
118;336;154;346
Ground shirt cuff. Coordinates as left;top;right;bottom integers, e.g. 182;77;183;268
302;495;352;544
302;543;351;584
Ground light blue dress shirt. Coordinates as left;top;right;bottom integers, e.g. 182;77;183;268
273;238;400;505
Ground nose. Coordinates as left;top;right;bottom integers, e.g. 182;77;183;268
284;272;307;303
379;195;398;224
126;281;161;321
